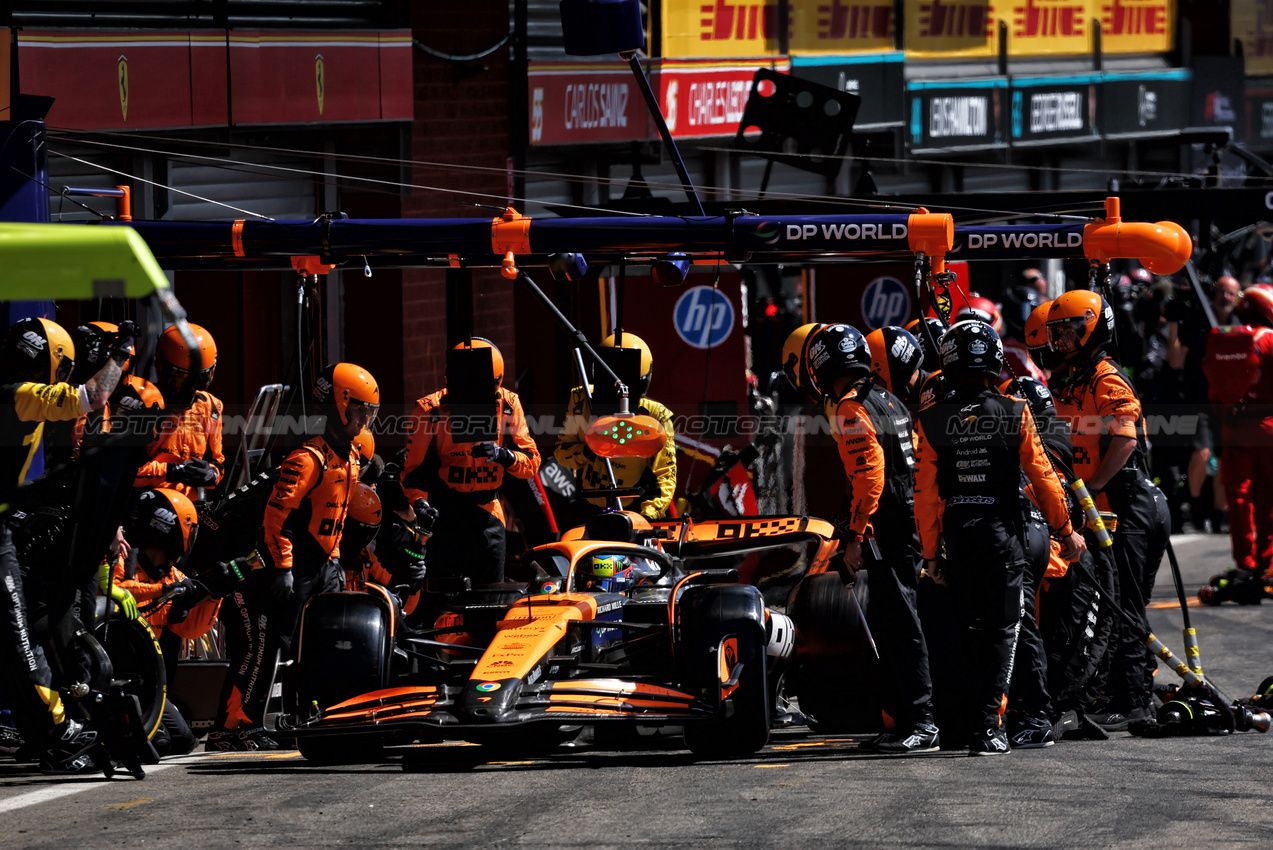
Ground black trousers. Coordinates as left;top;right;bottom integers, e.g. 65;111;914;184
943;510;1026;731
1008;518;1053;720
0;523;58;739
1105;475;1171;712
866;518;933;726
152;630;198;756
1040;545;1109;712
215;558;341;730
427;498;506;586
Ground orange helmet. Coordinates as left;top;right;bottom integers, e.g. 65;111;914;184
780;322;824;393
158;322;217;373
1047;290;1114;361
344;483;383;553
157;323;217;398
2;317;75;384
129;487;198;565
955;295;1004;334
353;428;376;464
1235;286;1273;328
453;337;504;390
314;362;380;429
1024;300;1062;371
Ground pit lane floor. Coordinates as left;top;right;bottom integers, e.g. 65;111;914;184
2;533;1271;848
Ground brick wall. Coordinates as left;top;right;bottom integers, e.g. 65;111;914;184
402;0;516;401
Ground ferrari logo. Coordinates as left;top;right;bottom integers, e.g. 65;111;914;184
118;55;129;122
315;54;325;115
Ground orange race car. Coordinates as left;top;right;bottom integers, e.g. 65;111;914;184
266;510;863;764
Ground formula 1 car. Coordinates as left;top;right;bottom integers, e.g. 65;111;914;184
268;510;857;763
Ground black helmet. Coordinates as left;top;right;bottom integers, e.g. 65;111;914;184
2;318;75;384
806;324;871;399
1001;286;1043;341
1001;377;1056;429
866;326;923;400
905;317;946;372
939;320;1004;382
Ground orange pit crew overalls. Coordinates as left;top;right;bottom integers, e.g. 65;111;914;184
215;435;358;732
134;389;225;501
402;387;540;585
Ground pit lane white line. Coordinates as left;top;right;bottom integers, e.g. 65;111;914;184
0;752;207;815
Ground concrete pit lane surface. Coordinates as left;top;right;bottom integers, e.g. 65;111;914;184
1;533;1271;848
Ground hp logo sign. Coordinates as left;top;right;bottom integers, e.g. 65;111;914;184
861;276;911;330
673;286;735;349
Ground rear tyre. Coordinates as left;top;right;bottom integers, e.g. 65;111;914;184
786;573;882;733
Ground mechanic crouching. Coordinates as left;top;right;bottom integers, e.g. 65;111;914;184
207;362;377;751
103;487;214;756
915;320;1085;755
342;481;436;617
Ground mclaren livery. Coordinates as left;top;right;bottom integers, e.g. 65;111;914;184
268;512;842;763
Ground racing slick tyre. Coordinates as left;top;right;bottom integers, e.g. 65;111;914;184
786;573;881;733
298;734;386;765
676;584;770;759
295;592;394;714
93;612;167;740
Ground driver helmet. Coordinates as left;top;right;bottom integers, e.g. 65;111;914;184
579;553;633;593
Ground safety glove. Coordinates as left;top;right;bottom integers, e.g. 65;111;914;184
166;577;209;622
109;584;139;621
256;567;294;605
412;498;440;537
111;320;137;362
169;458;219;487
470;441;516;467
199;556;252;599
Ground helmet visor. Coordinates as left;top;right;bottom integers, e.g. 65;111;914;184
55;355;75;384
346;398;380;428
1046;317;1087;354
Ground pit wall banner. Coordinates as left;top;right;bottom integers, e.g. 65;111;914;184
663;1;1171;61
657;58;791;138
529;62;653;146
17;30;412;130
1234;0;1273;77
664;0;897;59
903;0;1173;58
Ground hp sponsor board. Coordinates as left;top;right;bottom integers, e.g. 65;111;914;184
674;285;735;349
860;276;911;331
